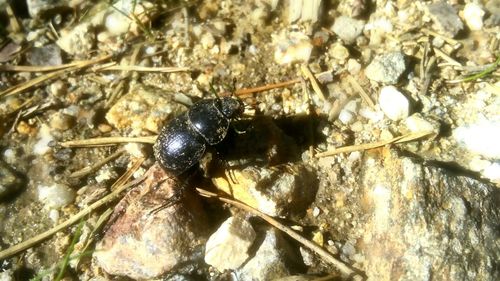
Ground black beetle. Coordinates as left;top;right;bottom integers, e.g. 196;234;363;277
153;97;244;176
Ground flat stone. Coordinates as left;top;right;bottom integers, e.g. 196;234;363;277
204;216;256;271
94;163;209;279
426;1;464;37
378;86;409;121
106;85;183;135
212;164;317;217
365;52;406;84
331;16;365;44
274;32;313;65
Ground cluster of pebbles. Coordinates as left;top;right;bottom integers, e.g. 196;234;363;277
0;0;499;280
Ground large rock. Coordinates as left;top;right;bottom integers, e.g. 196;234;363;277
94;164;209;279
359;149;498;280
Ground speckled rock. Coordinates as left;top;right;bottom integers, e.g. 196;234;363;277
94;163;209;280
359;149;499;281
204;216;256;271
212;164;317;217
105;85;184;135
426;1;464;37
365;52;406;84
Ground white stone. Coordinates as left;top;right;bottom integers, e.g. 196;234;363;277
105;12;131;35
38;183;76;209
453;121;500;159
204;216;256;271
379;86;409;121
482;162;500;182
404;114;438;134
33;124;54;155
463;3;485;31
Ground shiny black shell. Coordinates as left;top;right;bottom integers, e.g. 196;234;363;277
154;97;243;175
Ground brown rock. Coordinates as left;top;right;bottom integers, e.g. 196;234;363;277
94;164;209;279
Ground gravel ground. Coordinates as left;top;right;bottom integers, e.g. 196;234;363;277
0;0;499;280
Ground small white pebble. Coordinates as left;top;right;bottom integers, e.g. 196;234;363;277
201;32;216;49
105;13;131;35
312;207;321;217
33;124;54;155
379;86;409;121
48;209;60;223
463;3;485;31
38;183;75;209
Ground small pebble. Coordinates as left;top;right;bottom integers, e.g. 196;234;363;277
201;32;216;49
463;3;485;31
338;100;359;125
49;111;75;131
329;43;350;62
33;124;55;155
204;216;256;271
379;86;409;121
331;16;365;44
0;160;24;200
38;183;76;209
347;59;362;75
26;44;62;66
274;32;313;65
312;207;321;217
365;52;406;84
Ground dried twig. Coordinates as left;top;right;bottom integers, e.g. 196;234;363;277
196;188;363;280
0;159;145;260
316;131;434;158
60;136;157;148
235;78;301;96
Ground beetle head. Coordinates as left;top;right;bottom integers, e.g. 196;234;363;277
219;97;244;119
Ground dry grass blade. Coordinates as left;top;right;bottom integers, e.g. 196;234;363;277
0;158;145;260
196;188;363;281
301;64;326;101
0;55;113;98
434;48;461;67
69;148;125;178
60;136;157;148
235;79;301;96
316;131;434;157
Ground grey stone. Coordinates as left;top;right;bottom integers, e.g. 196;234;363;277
426;1;464;37
26;44;62;66
365;52;406;84
331;16;365;44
